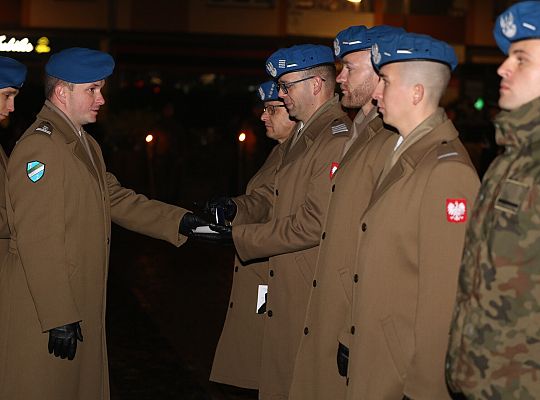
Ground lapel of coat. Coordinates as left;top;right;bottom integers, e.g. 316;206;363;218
367;119;458;210
0;146;7;170
40;102;100;183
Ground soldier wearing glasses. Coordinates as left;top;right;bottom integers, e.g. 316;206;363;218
196;44;352;399
288;25;403;400
210;81;296;393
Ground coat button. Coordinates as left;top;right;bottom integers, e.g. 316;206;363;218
353;274;359;283
304;327;309;335
268;310;273;317
107;237;110;245
332;184;336;192
234;266;239;272
350;325;356;335
312;280;317;287
269;270;274;277
361;223;367;232
346;377;349;386
322;232;326;240
275;189;279;196
229;302;233;308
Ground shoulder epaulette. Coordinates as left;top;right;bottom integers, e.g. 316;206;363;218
330;118;350;135
437;140;460;160
34;121;53;136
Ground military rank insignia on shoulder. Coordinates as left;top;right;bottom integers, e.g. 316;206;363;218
331;121;349;135
34;121;53;135
437;141;459;160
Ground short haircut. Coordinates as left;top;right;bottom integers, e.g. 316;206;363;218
302;64;337;92
44;75;73;100
400;61;451;104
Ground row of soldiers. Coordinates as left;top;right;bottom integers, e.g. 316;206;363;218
0;1;538;399
190;1;540;399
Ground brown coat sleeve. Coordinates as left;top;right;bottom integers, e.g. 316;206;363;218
404;160;479;399
7;134;81;331
0;147;9;240
233;134;346;261
107;172;189;246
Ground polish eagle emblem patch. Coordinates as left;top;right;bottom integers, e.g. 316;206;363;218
446;199;467;223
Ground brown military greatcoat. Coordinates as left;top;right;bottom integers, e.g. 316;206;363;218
346;111;480;400
0;146;9;260
288;111;396;400
0;101;188;400
210;141;287;389
233;96;352;399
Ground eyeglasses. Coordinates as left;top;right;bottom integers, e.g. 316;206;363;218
277;75;325;94
263;104;287;115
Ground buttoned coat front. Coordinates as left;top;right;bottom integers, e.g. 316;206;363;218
232;96;352;399
288;114;396;400
0;101;188;400
346;117;480;400
210;141;286;389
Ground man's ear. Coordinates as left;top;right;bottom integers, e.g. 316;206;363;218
53;84;68;106
412;83;424;105
313;76;324;95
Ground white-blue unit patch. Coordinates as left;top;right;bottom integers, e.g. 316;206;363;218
27;161;45;182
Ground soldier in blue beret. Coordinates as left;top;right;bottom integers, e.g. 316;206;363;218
209;80;296;393
196;43;352;398
447;2;540;398
287;25;404;400
0;47;197;400
342;32;480;400
0;55;26;279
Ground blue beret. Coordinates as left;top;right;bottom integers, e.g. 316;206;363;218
0;56;27;89
371;32;458;71
334;25;405;59
45;47;115;84
266;44;334;79
258;81;280;102
494;1;540;55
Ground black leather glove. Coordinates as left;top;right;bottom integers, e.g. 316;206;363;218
179;212;210;236
337;342;349;377
48;322;83;360
205;197;237;225
189;223;233;245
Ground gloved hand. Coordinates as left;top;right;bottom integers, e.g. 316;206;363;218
48;322;83;360
179;212;211;236
189;223;233;245
205;197;237;225
337;342;349;377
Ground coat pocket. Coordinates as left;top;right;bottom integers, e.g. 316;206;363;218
380;316;407;379
294;253;314;287
337;267;353;304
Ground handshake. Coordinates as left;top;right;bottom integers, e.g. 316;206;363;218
179;197;237;244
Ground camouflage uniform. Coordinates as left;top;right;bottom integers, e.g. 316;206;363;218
446;97;540;399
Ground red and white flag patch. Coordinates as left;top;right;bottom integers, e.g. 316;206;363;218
330;162;339;179
446;198;467;223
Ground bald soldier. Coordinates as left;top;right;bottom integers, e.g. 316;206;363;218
447;2;540;398
345;33;479;399
288;25;403;400
210;81;296;391
0;56;26;260
0;47;198;400
196;44;352;399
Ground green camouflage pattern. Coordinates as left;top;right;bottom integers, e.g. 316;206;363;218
446;97;540;399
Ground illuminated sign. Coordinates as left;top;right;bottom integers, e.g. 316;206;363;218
0;35;34;53
35;37;51;54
